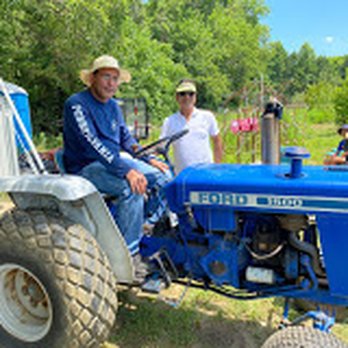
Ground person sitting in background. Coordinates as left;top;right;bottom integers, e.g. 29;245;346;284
324;124;348;165
160;79;223;174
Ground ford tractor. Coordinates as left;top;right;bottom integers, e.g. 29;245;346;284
0;80;347;347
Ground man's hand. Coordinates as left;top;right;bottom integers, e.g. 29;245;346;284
149;158;169;173
126;169;147;194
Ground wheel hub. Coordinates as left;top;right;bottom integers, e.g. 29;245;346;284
0;264;53;342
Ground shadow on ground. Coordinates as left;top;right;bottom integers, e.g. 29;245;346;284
108;289;276;348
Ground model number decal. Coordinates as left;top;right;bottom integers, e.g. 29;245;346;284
190;192;303;208
267;197;303;208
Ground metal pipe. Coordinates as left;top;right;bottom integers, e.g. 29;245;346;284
261;100;283;164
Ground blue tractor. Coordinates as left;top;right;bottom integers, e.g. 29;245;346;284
0;81;347;347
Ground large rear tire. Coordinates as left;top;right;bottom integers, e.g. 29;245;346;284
0;209;118;348
261;326;347;348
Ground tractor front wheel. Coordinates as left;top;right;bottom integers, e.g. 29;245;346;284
0;209;118;348
261;326;346;348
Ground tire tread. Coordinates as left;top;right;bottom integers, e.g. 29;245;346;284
0;209;118;348
262;326;348;348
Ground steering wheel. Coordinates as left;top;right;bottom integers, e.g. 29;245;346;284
134;129;189;158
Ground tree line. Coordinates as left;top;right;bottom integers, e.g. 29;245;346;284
1;0;348;133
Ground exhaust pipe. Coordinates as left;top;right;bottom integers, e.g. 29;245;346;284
261;99;283;164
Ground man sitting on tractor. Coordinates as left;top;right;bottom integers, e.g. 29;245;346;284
62;55;170;282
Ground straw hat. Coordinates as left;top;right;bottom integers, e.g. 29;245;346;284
79;55;131;86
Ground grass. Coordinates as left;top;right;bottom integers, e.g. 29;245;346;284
0;193;8;200
109;286;280;348
303;123;340;164
109;286;348;347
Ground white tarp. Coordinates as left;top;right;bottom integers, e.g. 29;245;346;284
0;89;19;177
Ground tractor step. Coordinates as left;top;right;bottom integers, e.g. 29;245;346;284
140;249;178;294
141;276;166;294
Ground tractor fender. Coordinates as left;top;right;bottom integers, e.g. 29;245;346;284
0;174;133;283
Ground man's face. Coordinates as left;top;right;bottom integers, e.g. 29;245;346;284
90;68;120;102
176;91;196;110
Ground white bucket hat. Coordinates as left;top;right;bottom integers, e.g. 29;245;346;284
79;55;131;86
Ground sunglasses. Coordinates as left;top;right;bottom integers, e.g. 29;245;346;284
177;92;195;97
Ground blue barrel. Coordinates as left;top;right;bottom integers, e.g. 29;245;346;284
0;82;32;152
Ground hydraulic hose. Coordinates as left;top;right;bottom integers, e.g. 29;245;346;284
288;230;326;278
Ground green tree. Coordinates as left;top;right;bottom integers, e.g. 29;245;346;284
331;55;348;80
209;3;268;90
285;43;318;97
316;56;340;84
146;0;268;109
0;0;122;132
0;0;185;130
265;41;289;91
334;74;348;125
4;0;343;135
305;81;336;123
111;16;188;121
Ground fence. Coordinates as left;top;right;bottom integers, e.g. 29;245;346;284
220;104;308;164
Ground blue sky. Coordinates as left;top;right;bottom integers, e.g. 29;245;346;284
262;0;348;57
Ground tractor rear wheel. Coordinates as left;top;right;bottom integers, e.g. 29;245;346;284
261;326;347;348
0;209;118;348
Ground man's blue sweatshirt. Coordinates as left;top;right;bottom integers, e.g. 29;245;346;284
63;90;147;178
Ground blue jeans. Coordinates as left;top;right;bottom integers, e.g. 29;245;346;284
79;159;172;255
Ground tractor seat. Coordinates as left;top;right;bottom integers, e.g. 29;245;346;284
54;148;118;201
54;148;66;174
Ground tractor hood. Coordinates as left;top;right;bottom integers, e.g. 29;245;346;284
165;160;348;299
165;163;348;230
